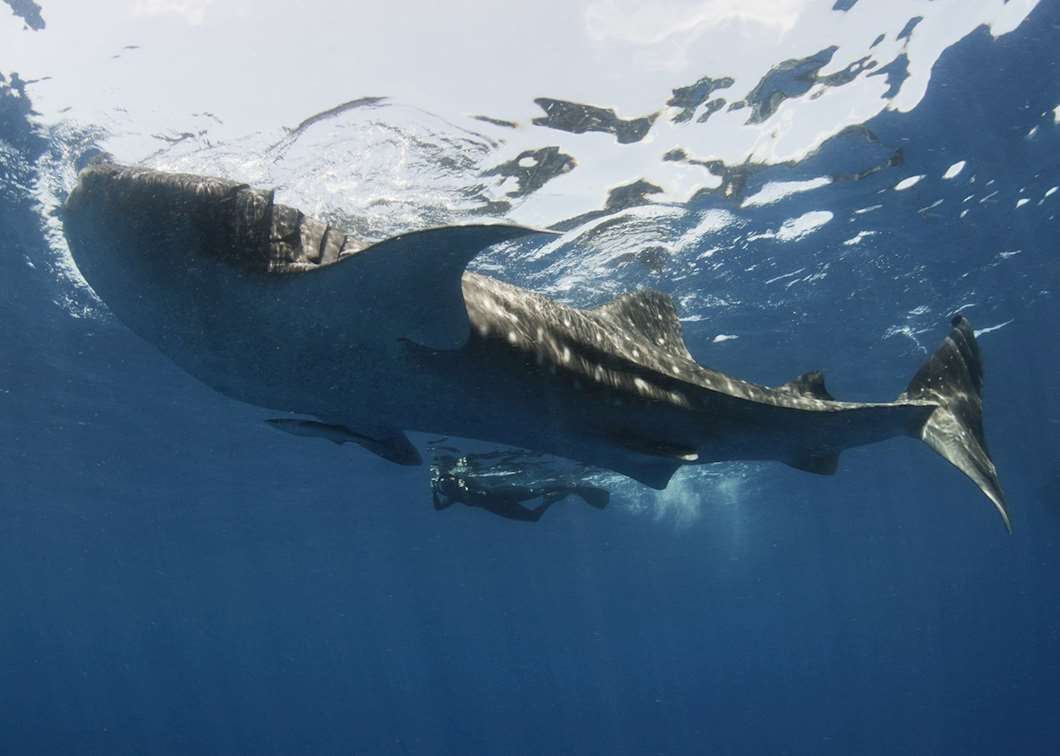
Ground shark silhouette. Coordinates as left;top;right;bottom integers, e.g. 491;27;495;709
62;163;1010;530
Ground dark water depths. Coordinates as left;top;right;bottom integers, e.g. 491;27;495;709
2;2;1060;755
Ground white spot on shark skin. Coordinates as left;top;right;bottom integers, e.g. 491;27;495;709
894;175;925;191
633;378;650;394
854;204;882;214
517;156;538;168
1045;186;1058;198
998;250;1021;259
943;161;966;179
507;330;519;344
1053;105;1060;124
843;230;877;246
713;334;738;343
561;346;571;364
960;209;970;219
1016;198;1030;208
974;319;1014;338
1027;125;1039;139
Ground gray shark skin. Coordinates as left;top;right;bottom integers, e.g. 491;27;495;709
62;163;1010;530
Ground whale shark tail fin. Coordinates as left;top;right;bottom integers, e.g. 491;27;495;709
901;315;1010;532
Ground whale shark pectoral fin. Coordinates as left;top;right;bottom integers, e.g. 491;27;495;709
342;425;423;466
785;450;840;475
266;417;349;444
300;224;553;351
266;417;421;466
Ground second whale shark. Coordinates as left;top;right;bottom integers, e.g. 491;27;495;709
62;163;1010;530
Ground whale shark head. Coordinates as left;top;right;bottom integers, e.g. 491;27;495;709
62;163;344;402
64;164;270;342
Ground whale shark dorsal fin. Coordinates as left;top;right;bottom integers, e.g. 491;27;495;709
592;289;694;362
779;371;834;401
299;224;554;350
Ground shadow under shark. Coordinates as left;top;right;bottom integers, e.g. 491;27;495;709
63;163;1010;530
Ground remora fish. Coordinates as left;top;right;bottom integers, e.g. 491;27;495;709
63;164;1010;529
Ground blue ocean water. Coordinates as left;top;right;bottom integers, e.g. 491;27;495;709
2;3;1060;755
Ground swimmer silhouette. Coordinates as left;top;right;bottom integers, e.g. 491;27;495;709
431;454;608;523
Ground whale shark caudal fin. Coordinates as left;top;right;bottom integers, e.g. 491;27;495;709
901;315;1010;531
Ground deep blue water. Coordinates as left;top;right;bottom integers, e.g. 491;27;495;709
3;4;1060;756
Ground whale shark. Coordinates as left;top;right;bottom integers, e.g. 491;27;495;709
62;163;1010;530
